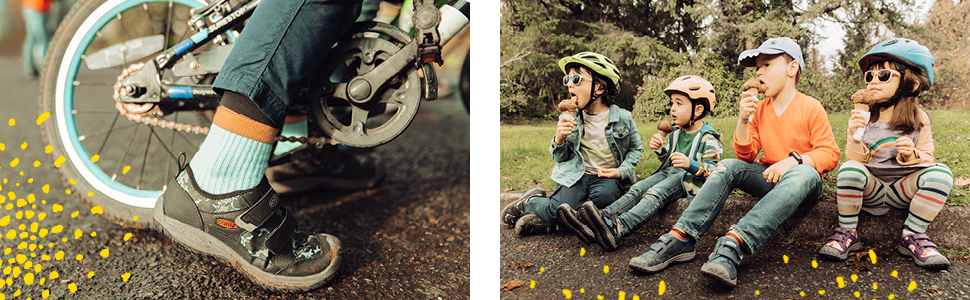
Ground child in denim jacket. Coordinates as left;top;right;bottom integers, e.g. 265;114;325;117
818;38;953;270
501;52;643;237
558;75;722;252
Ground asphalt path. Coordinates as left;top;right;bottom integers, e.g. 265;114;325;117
0;56;469;299
499;193;970;299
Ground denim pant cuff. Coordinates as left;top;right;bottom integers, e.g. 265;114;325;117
673;223;702;242
729;225;757;255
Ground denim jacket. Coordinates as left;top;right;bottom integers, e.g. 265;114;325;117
652;121;722;198
549;105;644;187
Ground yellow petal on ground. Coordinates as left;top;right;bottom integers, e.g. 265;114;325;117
75;254;82;261
9;158;18;167
800;291;805;297
42;185;49;194
99;249;109;258
819;290;826;295
580;247;585;257
783;255;789;263
53;156;65;168
124;233;132;241
87;271;93;278
51;204;62;213
891;270;898;277
869;249;877;264
908;281;917;291
91;155;99;163
33;161;40;167
659;280;666;295
853;291;860;297
51;225;62;233
23;273;33;285
49;271;57;279
873;282;878;290
755;290;760;295
889;294;895;299
45;145;52;153
133;216;138;222
8;119;14;126
530;280;535;289
837;277;845;288
20;143;26;150
121;273;130;282
42;289;49;299
540;267;544;272
36;112;49;125
37;213;45;221
71;211;79;218
563;289;572;299
74;229;82;239
597;295;604;300
603;265;609;274
91;206;103;214
65;189;71;195
851;274;858;282
68;282;77;293
812;260;818;268
618;291;626;300
123;166;131;174
633;296;639;300
0;216;8;226
53;251;63;260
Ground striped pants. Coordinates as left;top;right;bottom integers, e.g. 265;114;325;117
836;161;953;234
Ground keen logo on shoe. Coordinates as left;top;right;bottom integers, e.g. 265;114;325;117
217;219;239;229
269;195;279;208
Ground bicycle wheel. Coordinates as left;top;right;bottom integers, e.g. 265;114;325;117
39;0;215;228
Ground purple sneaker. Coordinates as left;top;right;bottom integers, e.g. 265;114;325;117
818;227;862;261
897;233;950;270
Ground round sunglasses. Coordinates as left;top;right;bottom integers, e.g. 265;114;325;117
865;69;900;84
562;74;592;86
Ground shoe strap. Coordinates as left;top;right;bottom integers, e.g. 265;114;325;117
712;238;742;265
235;188;283;232
263;207;297;256
826;228;856;243
906;233;938;249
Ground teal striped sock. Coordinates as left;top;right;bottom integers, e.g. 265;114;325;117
189;124;272;194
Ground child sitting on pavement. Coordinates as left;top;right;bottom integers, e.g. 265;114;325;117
627;37;841;287
558;75;722;252
501;52;644;237
818;38;953;270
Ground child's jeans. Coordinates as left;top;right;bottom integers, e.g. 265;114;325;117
525;174;621;225
673;159;821;254
600;167;686;234
22;8;50;76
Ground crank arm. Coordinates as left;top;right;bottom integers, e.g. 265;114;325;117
343;41;418;105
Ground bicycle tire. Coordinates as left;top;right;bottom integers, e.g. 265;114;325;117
39;0;212;228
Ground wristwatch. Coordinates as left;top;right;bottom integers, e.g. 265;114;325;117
789;151;803;164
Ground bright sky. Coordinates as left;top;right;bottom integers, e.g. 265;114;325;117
805;0;936;72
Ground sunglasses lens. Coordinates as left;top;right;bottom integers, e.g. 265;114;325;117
865;72;873;83
879;70;892;82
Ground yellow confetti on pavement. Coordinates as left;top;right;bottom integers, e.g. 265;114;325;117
580;247;585;257
755;290;760;295
49;271;57;279
100;249;109;258
837;277;845;288
23;273;33;285
71;211;78;218
540;267;544;272
800;291;805;297
51;204;62;213
42;185;49;194
812;260;818;268
20;143;26;150
8;119;14;126
91;206;104;214
74;229;82;239
121;273;131;282
53;156;65;168
603;265;609;274
68;282;77;293
597;295;603;300
133;216;138;222
9;159;18;167
563;289;572;299
91;155;99;162
908;281;917;291
853;291;860;297
124;233;132;241
530;280;535;289
123;166;131;174
618;291;626;300
819;290;826;295
891;270;898;278
873;282;878;290
869;249;877;264
42;289;49;298
783;255;789;263
45;145;52;153
633;295;639;300
75;254;83;261
888;294;895;299
851;274;858;282
33;161;40;167
36;112;49;125
659;280;666;295
0;216;8;226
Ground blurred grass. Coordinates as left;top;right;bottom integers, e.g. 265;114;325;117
500;109;970;205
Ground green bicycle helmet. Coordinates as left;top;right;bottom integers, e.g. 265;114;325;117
858;38;935;85
558;52;622;96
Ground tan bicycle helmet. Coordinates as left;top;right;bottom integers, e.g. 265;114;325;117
558;52;622;96
664;75;716;115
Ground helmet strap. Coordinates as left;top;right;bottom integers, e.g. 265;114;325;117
582;83;600;111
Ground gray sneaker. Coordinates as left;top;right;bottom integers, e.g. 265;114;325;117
514;214;560;236
501;187;546;228
266;145;384;194
629;233;695;274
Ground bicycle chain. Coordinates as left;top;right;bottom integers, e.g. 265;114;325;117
113;63;334;145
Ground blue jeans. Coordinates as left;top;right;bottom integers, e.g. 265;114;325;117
22;8;50;76
525;174;622;225
601;167;686;235
212;0;363;125
673;159;821;254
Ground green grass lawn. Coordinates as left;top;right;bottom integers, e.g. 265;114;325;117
501;109;970;205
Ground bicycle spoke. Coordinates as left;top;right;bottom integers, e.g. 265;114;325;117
143;2;157;35
136;126;153;189
80;123;139;141
117;13;129;69
94;113;121;155
165;0;173;47
149;125;179;164
111;125;140;182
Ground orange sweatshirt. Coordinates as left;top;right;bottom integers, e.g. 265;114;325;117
733;91;840;177
22;0;51;13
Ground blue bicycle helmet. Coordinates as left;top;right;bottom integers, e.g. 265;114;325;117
858;38;935;85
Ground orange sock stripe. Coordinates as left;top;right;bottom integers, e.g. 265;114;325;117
668;229;688;241
213;106;278;144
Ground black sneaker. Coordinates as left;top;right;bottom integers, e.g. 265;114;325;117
557;203;594;244
579;201;620;251
514;214;560;236
154;166;341;292
266;145;384;194
501;187;546;228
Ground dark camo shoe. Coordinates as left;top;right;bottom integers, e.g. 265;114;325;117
701;236;744;287
629;233;695;274
557;203;594;244
501;187;546;228
514;214;560;236
154;166;341;292
818;227;862;261
579;201;620;251
266;145;384;194
898;233;950;270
